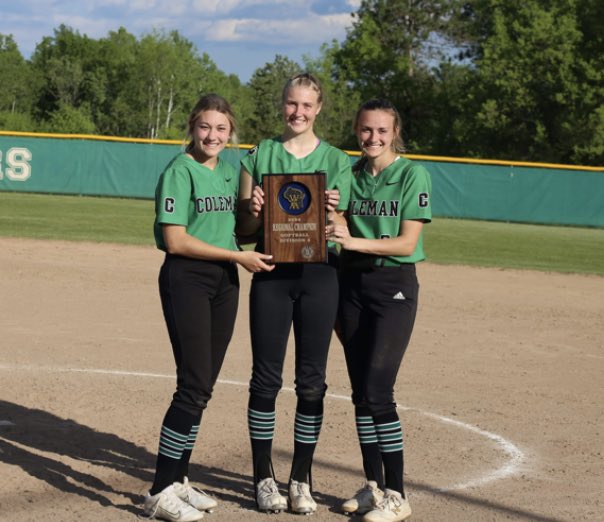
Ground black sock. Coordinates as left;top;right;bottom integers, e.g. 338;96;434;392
374;411;404;496
150;405;198;495
248;395;276;482
355;405;384;488
290;398;323;483
175;412;202;483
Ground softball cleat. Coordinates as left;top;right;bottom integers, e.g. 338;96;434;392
341;480;383;515
143;484;204;521
256;477;288;513
362;489;411;522
289;480;317;515
173;477;217;513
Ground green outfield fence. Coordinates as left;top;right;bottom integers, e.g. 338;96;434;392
1;131;603;227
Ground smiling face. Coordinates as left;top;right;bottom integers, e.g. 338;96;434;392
189;110;231;165
355;109;399;161
282;85;322;136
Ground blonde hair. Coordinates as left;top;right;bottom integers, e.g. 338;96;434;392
282;72;323;104
185;93;238;152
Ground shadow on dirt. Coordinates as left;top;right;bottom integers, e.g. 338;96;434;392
0;400;566;521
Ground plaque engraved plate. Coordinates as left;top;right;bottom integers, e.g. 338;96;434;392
263;172;327;263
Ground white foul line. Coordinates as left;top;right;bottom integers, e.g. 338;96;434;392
0;364;526;492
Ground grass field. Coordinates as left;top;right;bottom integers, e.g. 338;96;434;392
1;191;603;275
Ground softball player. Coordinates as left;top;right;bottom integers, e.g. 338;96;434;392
144;94;273;522
237;73;352;514
327;99;431;522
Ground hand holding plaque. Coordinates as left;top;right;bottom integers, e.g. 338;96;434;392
262;172;327;263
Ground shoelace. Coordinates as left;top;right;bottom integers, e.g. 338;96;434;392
377;493;401;511
186;484;211;499
138;490;183;520
293;482;311;498
158;491;184;514
259;480;279;496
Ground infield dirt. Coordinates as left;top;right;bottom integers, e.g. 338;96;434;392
0;238;602;521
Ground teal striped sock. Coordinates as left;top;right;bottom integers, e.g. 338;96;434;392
248;397;277;481
355;412;383;485
151;405;197;495
294;411;323;444
374;412;404;494
248;408;276;441
290;399;323;482
176;423;200;483
159;424;189;460
356;415;378;445
375;420;403;453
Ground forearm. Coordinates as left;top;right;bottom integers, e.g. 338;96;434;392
343;235;417;257
164;229;236;262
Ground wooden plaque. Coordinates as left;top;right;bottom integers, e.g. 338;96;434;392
263;172;327;263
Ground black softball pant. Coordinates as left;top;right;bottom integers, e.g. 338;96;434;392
338;264;419;416
249;261;339;401
159;254;239;417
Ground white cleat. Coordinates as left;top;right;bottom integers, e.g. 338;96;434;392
143;484;204;521
362;489;411;522
341;480;384;515
173;477;218;513
289;480;317;515
256;477;288;513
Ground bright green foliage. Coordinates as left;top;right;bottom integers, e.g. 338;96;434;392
15;25;250;140
0;34;34;114
42;102;97;134
0;4;602;165
0;111;35;131
464;1;582;161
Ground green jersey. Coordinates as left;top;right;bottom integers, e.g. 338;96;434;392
343;157;432;267
241;137;352;250
154;153;239;252
241;137;352;211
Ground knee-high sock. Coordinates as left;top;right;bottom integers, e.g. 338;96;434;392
355;405;384;487
176;415;202;483
151;405;198;495
374;411;405;496
248;394;277;482
290;398;323;483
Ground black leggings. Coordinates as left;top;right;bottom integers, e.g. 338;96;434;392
338;265;419;416
248;261;339;401
159;254;239;416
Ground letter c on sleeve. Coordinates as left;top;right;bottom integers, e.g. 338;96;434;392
164;197;175;213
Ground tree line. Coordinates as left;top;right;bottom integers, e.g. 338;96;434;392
1;0;602;165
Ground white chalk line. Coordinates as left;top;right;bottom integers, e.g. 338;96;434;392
0;364;527;492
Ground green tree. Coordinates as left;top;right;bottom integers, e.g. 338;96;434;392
459;0;598;163
335;0;466;153
29;24;104;133
43;102;96;134
130;29;249;140
92;27;138;136
569;0;604;163
0;34;34;117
